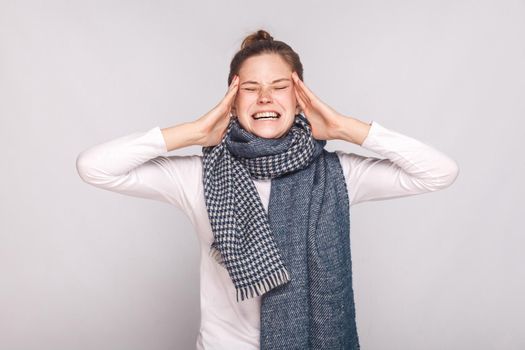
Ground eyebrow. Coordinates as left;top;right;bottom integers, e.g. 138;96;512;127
240;78;291;86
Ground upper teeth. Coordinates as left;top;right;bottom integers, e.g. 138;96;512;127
253;111;280;119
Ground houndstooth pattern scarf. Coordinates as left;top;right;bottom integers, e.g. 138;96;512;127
201;113;321;302
202;113;360;348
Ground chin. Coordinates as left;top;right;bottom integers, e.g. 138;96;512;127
246;120;294;139
250;121;296;139
253;129;286;139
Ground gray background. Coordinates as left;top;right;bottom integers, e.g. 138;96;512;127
1;0;524;349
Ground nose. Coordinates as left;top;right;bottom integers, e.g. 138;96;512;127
257;87;273;104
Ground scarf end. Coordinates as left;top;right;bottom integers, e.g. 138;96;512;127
236;267;290;302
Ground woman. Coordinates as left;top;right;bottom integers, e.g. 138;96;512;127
76;30;459;350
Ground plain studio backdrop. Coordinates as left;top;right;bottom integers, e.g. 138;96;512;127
1;0;523;349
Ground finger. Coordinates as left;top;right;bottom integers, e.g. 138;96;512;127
296;81;311;105
294;80;311;106
292;72;312;105
292;72;316;102
225;75;239;97
225;76;239;116
294;85;307;111
226;75;238;94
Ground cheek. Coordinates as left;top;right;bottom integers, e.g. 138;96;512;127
236;93;256;108
276;91;296;108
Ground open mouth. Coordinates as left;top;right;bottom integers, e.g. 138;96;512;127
252;111;281;120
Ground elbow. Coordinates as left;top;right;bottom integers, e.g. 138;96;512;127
76;150;123;188
429;158;460;190
76;151;97;184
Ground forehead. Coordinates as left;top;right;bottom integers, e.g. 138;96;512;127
238;53;292;83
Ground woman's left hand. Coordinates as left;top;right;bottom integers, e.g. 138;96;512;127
291;71;344;140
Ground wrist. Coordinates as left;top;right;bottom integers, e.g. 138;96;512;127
161;121;205;151
333;114;372;145
188;120;208;147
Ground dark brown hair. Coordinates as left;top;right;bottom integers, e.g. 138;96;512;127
227;29;303;86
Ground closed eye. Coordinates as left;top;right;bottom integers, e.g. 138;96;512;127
242;86;289;91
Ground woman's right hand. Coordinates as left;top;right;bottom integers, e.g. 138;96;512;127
194;75;240;147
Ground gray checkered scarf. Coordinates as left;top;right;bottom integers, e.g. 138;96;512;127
202;113;360;348
201;113;323;301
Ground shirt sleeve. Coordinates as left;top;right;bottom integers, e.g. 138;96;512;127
75;126;202;217
335;121;460;206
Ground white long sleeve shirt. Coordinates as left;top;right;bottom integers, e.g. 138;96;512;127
75;121;459;350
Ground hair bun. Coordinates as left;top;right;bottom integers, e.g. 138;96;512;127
240;29;274;50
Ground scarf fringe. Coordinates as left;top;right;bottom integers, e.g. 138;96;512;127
236;267;290;302
209;246;291;302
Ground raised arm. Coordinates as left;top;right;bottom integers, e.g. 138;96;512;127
75;123;202;216
76;74;241;215
335;120;460;206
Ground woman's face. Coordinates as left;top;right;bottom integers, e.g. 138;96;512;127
233;53;299;139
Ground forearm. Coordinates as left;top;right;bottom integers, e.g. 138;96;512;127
161;121;204;151
333;115;372;146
